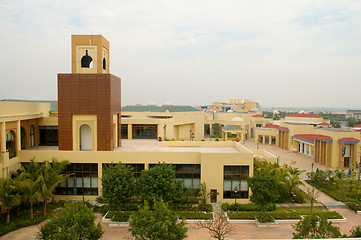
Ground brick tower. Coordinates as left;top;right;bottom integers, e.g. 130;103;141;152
58;35;121;151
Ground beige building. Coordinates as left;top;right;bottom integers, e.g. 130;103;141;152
255;113;361;169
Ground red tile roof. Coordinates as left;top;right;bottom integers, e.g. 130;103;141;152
264;124;289;131
355;129;361;133
252;114;263;118
293;134;332;143
318;122;332;126
354;124;361;128
338;137;360;143
286;113;323;118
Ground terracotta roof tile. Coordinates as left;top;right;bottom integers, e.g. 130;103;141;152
354;124;361;128
252;114;263;118
293;134;332;143
338;137;360;143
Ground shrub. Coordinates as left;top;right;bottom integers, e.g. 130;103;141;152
198;204;213;212
317;211;342;219
227;211;256;219
221;203;230;211
177;212;213;220
350;225;361;237
271;212;301;220
256;213;275;223
227;203;276;212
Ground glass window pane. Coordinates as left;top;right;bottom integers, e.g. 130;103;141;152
232;166;240;174
241;166;249;175
83;173;91;187
241;179;248;191
232;175;240;190
91;164;98;172
184;178;192;188
75;173;83;187
83;164;91;172
75;164;82;172
92;176;98;188
176;173;183;179
68;176;75;187
193;177;200;189
224;176;232;191
59;179;67;187
224;166;232;175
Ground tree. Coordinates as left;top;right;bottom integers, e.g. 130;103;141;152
306;187;320;216
38;201;103;240
129;199;187;240
292;215;342;239
199;182;218;205
196;213;234;240
248;169;280;212
102;163;135;210
40;159;70;215
330;119;341;128
0;177;21;223
138;163;185;206
286;166;305;196
349;225;361;237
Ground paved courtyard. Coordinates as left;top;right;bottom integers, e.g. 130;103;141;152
2;139;361;240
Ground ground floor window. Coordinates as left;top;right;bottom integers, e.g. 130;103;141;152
174;164;201;189
39;126;58;146
56;163;98;196
132;124;157;139
272;137;276;145
223;165;249;199
126;164;145;179
121;124;128;139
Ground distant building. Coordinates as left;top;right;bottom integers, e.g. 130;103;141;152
196;98;261;113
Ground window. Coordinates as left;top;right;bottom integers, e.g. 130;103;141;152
256;124;262;128
39;126;58;146
174;164;201;189
132;124;157;139
223;166;249;199
121;124;128;139
29;125;35;147
126;164;145;179
55;163;98;196
21;127;26;149
81;50;93;68
6;130;16;159
102;58;106;70
80;124;92;151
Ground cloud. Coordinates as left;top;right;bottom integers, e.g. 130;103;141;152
0;0;360;108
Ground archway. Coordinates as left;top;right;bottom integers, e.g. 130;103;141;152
6;130;16;158
80;124;92;151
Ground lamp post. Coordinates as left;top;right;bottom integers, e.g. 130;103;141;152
234;187;238;204
190;130;193;141
163;124;167;140
312;163;314;172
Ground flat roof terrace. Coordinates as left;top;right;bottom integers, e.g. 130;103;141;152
26;140;245;153
115;140;242;153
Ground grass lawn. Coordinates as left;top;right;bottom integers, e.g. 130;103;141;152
227;206;342;220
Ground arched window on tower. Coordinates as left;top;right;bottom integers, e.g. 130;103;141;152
103;58;106;70
81;50;93;68
6;130;16;159
80;124;92;151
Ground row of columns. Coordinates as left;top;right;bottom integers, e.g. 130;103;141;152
299;142;313;157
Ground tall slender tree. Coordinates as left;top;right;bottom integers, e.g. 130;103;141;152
0;177;21;223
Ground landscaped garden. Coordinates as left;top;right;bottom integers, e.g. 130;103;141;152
306;169;361;209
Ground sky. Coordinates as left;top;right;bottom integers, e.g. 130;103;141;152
0;0;360;109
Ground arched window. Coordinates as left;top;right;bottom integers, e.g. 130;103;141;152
80;124;92;151
29;125;35;147
81;50;93;68
6;130;16;159
102;58;106;70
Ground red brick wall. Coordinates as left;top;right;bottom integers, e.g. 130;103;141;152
58;74;121;151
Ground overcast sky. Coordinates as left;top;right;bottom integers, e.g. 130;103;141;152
0;0;360;109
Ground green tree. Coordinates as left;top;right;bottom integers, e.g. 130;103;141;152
102;163;135;210
248;170;280;213
0;177;21;223
286;166;305;196
330;119;341;128
349;225;361;237
38;201;103;240
40;159;70;215
138;163;185;206
347;118;361;127
129;199;187;240
292;215;342;239
212;123;222;138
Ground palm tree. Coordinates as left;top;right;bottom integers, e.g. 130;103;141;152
0;177;21;223
41;159;70;215
286;166;305;196
20;176;42;220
